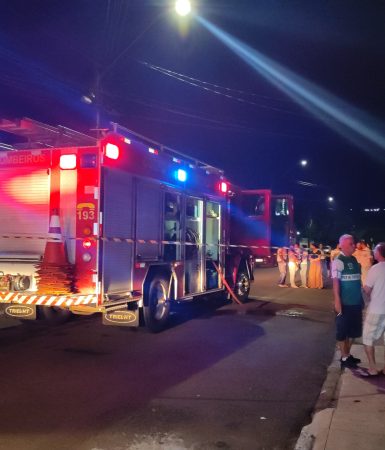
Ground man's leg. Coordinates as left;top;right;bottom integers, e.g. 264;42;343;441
364;344;378;374
363;313;384;374
345;338;354;356
338;339;349;359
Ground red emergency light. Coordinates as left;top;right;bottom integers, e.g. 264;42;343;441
105;143;120;160
60;154;77;170
220;181;228;193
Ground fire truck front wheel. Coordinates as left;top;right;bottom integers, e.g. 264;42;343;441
235;270;251;303
143;275;171;332
39;306;72;325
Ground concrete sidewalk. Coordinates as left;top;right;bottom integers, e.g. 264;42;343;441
296;343;385;450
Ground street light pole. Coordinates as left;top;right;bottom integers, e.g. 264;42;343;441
84;10;171;136
83;4;192;136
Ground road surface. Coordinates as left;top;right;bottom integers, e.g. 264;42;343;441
0;268;335;450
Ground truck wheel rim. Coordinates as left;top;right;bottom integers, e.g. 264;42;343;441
237;274;250;294
152;281;168;320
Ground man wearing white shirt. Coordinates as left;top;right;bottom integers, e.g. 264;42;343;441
362;242;385;376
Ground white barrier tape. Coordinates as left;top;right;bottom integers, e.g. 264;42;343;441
0;234;289;251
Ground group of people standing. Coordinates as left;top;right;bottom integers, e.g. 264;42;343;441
277;239;374;290
276;243;326;289
276;235;383;376
331;235;385;377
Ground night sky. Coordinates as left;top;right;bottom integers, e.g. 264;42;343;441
1;1;385;240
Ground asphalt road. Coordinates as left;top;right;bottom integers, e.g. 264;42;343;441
0;269;335;450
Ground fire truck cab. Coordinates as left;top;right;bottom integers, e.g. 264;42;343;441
0;118;252;331
230;188;295;267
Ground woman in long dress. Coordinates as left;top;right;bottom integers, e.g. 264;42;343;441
308;243;323;289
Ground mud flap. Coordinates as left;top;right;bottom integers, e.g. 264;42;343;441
4;304;37;320
103;308;139;327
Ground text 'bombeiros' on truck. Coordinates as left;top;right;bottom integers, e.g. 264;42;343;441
0;118;265;332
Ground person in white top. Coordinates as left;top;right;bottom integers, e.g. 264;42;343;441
288;246;299;288
354;240;373;285
276;247;288;287
361;242;385;376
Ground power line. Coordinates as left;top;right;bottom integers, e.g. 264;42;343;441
139;60;307;118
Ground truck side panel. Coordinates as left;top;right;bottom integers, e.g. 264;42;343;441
101;167;135;295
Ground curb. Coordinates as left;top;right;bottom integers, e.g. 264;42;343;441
294;349;342;450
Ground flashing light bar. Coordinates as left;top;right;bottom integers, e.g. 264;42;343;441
173;157;181;164
105;143;119;160
124;138;131;144
60;154;77;170
149;147;159;155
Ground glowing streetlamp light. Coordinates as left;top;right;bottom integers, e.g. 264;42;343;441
175;0;191;16
300;159;308;167
328;196;334;202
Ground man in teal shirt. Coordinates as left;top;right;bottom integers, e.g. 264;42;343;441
331;234;363;368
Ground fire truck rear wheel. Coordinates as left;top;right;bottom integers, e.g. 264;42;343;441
39;306;72;325
235;270;251;303
144;275;171;333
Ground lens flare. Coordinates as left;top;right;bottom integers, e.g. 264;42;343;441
197;16;385;158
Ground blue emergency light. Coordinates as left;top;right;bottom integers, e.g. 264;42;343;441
176;169;187;182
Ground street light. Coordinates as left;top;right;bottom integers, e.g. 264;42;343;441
300;159;308;167
175;0;192;16
328;196;334;202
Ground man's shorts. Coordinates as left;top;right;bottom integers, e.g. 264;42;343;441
363;313;385;346
336;305;363;341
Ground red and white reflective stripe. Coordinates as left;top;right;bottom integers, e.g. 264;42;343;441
0;293;98;306
27;295;38;304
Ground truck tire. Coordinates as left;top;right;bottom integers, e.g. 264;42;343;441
235;270;250;303
39;306;72;325
143;275;171;332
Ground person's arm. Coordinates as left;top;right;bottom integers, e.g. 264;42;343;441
363;285;373;296
333;278;342;315
363;267;375;299
331;258;343;314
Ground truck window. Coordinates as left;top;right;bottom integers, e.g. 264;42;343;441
163;192;181;261
242;193;265;216
274;198;289;216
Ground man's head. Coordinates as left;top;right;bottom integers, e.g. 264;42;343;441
339;234;355;257
374;242;385;262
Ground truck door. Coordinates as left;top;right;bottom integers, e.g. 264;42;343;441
101;168;134;294
185;196;203;294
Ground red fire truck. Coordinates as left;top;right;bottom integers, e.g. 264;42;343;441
0;118;253;331
230;188;295;266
